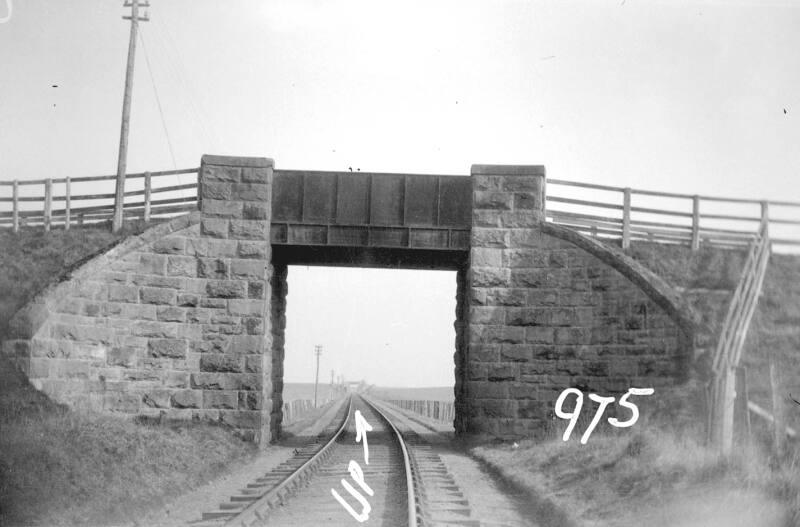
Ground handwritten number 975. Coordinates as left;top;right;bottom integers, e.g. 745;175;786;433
555;387;654;444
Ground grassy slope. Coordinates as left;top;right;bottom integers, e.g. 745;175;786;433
625;243;800;429
0;226;257;527
473;424;798;527
744;253;800;421
282;382;342;402
0;226;125;335
0;355;257;526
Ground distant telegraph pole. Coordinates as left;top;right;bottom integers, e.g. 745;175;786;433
314;345;322;407
112;0;150;233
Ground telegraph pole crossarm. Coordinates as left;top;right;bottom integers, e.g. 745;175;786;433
112;0;150;233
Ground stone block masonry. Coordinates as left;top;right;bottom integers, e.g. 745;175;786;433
465;165;693;438
3;156;275;444
3;156;698;443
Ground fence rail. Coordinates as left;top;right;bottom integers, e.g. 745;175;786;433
1;168;798;251
282;397;339;425
707;219;771;454
386;399;456;423
0;168;199;231
547;178;800;250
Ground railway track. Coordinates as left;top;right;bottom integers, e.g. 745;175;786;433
196;394;480;526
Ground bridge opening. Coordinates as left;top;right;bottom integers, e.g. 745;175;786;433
276;264;461;438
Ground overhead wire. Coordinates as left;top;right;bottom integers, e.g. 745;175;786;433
152;17;223;153
139;27;179;178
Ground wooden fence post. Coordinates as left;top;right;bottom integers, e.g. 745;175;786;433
708;366;736;454
691;195;700;251
770;361;785;455
65;177;71;231
721;366;736;455
734;366;751;444
760;201;769;231
44;178;52;232
144;171;152;223
12;179;19;233
622;188;631;249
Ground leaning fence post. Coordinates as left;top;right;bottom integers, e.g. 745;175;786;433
720;366;736;455
622;188;631;249
144;171;152;223
65;176;71;231
733;366;751;444
770;360;785;455
44;178;52;232
691;195;700;251
12;179;19;233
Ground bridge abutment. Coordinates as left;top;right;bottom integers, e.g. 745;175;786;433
465;165;689;438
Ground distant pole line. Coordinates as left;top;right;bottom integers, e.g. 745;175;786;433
112;0;150;233
314;345;323;408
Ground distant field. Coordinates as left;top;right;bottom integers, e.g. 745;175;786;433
371;386;454;402
282;382;343;403
282;383;454;403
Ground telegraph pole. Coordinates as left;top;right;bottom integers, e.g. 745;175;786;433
314;345;322;407
112;0;150;233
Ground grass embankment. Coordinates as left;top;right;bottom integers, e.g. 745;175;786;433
0;355;257;526
372;385;454;402
0;227;125;335
0;226;258;526
472;422;799;527
625;243;800;430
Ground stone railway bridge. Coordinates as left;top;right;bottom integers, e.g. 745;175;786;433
3;156;698;444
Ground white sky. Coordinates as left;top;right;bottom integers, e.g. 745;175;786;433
284;267;456;387
1;1;798;386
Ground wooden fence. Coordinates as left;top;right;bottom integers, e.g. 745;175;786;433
0;168;199;231
386;399;456;423
546;178;800;251
1;168;799;251
282;395;339;424
282;399;315;424
707;219;771;454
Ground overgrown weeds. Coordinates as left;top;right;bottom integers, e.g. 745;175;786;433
0;353;256;527
0;225;257;526
472;418;799;526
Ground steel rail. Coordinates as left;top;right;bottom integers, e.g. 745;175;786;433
361;395;419;527
222;396;354;527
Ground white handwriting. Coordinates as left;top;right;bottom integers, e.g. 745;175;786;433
555;387;654;444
